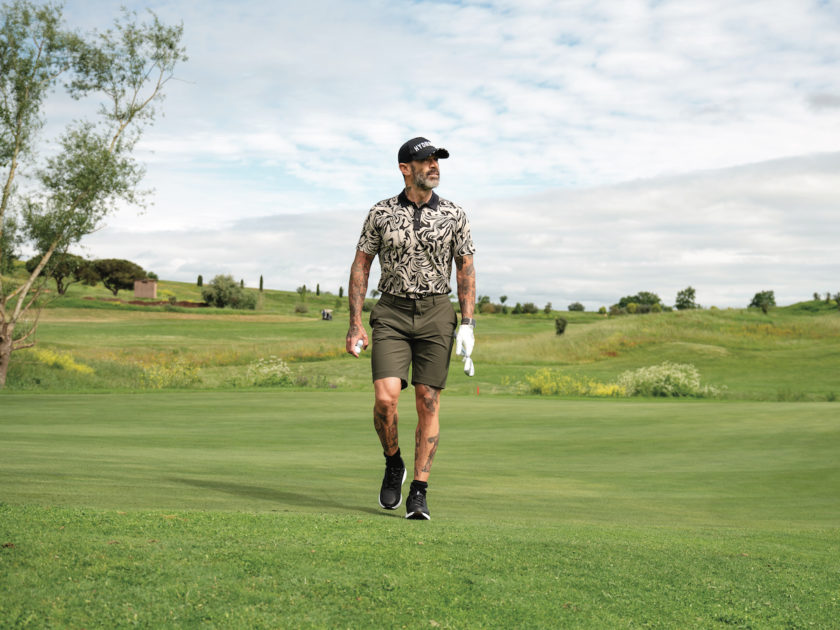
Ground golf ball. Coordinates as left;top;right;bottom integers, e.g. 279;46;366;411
355;339;364;353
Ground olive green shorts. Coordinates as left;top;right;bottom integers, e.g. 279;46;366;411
369;293;458;390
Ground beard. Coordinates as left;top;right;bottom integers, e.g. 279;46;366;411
411;164;440;190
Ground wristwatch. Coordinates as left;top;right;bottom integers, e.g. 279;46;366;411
461;317;476;328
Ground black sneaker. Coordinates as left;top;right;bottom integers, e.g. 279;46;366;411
379;463;406;509
405;488;431;520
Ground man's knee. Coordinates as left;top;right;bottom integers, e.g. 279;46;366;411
415;384;441;415
374;395;398;417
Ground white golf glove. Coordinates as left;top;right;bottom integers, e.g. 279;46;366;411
455;324;475;377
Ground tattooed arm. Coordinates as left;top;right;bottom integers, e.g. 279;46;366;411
346;249;375;355
455;254;476;320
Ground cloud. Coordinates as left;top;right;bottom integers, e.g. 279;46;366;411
23;0;840;311
80;151;840;310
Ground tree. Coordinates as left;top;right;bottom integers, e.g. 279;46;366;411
339;286;344;298
316;283;320;296
197;274;203;287
201;274;256;310
499;295;507;304
618;291;661;308
0;216;20;274
0;2;186;387
24;252;93;295
93;258;145;296
833;292;840;311
259;275;263;292
568;302;584;312
543;302;552;314
297;284;307;301
675;286;698;310
749;290;776;314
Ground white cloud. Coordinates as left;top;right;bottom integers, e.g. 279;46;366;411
16;0;840;310
80;152;840;311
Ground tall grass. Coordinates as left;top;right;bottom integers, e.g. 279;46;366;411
3;282;838;399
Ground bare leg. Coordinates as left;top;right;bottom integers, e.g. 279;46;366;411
413;383;441;482
373;377;402;456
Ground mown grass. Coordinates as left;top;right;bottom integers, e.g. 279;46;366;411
1;393;838;628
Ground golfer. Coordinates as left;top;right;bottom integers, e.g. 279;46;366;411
345;136;476;520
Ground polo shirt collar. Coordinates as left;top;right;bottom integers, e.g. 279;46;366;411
399;189;439;211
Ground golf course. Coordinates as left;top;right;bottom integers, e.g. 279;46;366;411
1;279;838;628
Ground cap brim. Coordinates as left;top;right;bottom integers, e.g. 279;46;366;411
413;146;449;161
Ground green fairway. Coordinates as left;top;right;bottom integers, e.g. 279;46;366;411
2;392;838;627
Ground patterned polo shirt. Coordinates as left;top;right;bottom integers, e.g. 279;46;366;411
356;190;475;298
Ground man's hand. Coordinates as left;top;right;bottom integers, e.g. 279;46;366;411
455;324;475;376
346;328;368;357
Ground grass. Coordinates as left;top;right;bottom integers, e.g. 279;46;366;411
6;287;839;400
2;393;839;627
2;277;839;626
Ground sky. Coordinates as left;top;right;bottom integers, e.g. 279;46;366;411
31;0;840;309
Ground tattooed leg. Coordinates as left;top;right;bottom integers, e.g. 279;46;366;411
413;383;441;482
373;377;402;455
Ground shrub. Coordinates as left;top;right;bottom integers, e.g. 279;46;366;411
568;302;585;312
141;358;200;389
30;348;94;375
526;369;625;397
202;274;256;309
521;302;538;314
555;317;567;335
617;362;724;398
245;356;292;387
598;306;607;315
479;302;497;314
294;304;308;313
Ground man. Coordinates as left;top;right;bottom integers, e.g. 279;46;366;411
345;136;476;520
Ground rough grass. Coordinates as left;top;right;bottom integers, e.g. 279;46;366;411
6;286;839;401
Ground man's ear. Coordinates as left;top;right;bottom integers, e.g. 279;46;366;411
398;162;412;177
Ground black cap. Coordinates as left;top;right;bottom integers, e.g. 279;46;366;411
398;137;450;163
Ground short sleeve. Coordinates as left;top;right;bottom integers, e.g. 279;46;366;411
356;208;380;255
452;206;475;258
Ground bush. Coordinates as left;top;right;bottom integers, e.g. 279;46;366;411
479;302;497;314
521;302;538;314
555;317;567;335
141;358;200;389
202;274;257;309
294;304;308;313
526;369;625;397
617;362;724;398
568;302;585;312
245;356;292;387
29;348;94;375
